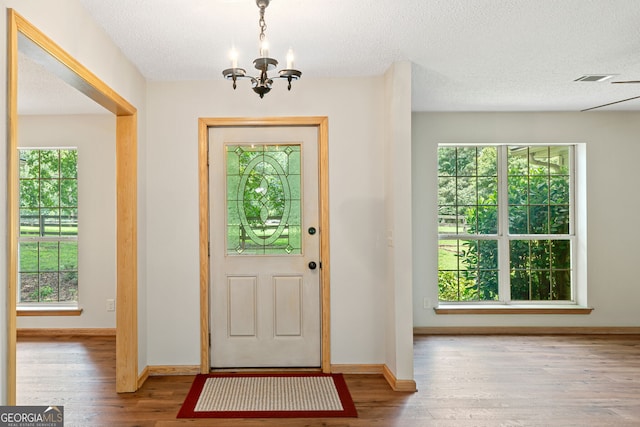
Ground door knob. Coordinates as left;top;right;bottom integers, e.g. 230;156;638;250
308;261;317;270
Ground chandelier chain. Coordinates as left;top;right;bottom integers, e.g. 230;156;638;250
258;7;266;42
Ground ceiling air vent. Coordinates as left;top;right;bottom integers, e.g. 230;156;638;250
574;75;615;82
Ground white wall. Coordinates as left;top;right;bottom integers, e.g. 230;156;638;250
412;112;640;328
383;62;414;381
145;78;391;367
1;0;148;402
17;114;116;329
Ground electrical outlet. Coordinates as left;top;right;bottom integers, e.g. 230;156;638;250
106;299;116;312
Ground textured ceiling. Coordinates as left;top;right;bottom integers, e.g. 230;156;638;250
20;0;640;112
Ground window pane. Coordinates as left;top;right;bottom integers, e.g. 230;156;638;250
551;240;570;269
549;146;570;175
508;147;529;175
38;272;59;302
529;176;548;204
529;205;549;234
438;270;463;301
60;179;78;207
40;179;60;208
60;241;78;270
19;208;39;236
478;177;497;203
457;206;471;234
508;146;571;236
477;270;499;300
61;209;78;236
19;273;39;303
438;206;457;234
20;180;39;208
437;147;456;176
19;150;40;179
42;208;61;236
59;149;77;178
529;147;549;176
478;240;499;270
19;242;38;271
39;242;59;271
475;206;498;234
552;270;571;300
510;270;530;300
438;239;459;271
509;205;528;234
456;177;475;205
508;175;527;205
60;271;78;302
478;146;497;176
39;150;59;178
510;239;571;301
510;240;529;270
438;146;498;237
456;147;477;176
438;239;499;301
550;205;570;234
550;176;569;204
530;270;551;300
438;177;455;206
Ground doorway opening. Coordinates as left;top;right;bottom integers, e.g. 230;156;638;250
7;10;139;402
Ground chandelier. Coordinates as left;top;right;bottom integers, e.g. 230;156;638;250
222;0;302;98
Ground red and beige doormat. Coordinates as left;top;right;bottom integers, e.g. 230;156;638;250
177;373;357;418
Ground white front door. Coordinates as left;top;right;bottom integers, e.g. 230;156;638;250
209;126;321;368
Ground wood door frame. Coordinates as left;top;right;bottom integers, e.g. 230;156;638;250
198;117;330;373
6;10;138;402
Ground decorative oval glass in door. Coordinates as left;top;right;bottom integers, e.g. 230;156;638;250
226;144;302;255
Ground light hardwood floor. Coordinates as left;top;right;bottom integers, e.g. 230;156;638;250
17;334;640;426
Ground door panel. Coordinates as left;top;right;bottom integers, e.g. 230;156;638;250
227;276;257;337
210;126;320;368
274;276;303;336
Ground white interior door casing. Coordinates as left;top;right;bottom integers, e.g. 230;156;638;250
209;126;320;368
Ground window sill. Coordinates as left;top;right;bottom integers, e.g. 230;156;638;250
434;305;593;315
17;307;83;317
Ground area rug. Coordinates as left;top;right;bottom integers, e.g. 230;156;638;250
177;373;357;418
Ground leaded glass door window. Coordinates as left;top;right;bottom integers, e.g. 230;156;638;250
226;144;301;255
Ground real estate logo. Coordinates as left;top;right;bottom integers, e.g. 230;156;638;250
0;406;63;427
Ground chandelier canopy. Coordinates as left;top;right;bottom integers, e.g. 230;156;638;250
222;0;302;98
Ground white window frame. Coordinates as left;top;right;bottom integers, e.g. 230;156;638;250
438;143;580;306
17;147;79;308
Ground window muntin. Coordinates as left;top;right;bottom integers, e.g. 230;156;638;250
18;148;78;304
438;145;574;303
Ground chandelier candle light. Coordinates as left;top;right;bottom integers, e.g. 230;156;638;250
223;0;302;98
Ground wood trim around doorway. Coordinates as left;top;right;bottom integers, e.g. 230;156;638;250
198;117;330;373
6;10;138;401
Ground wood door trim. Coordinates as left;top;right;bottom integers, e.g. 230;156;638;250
7;10;138;401
198;117;330;373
